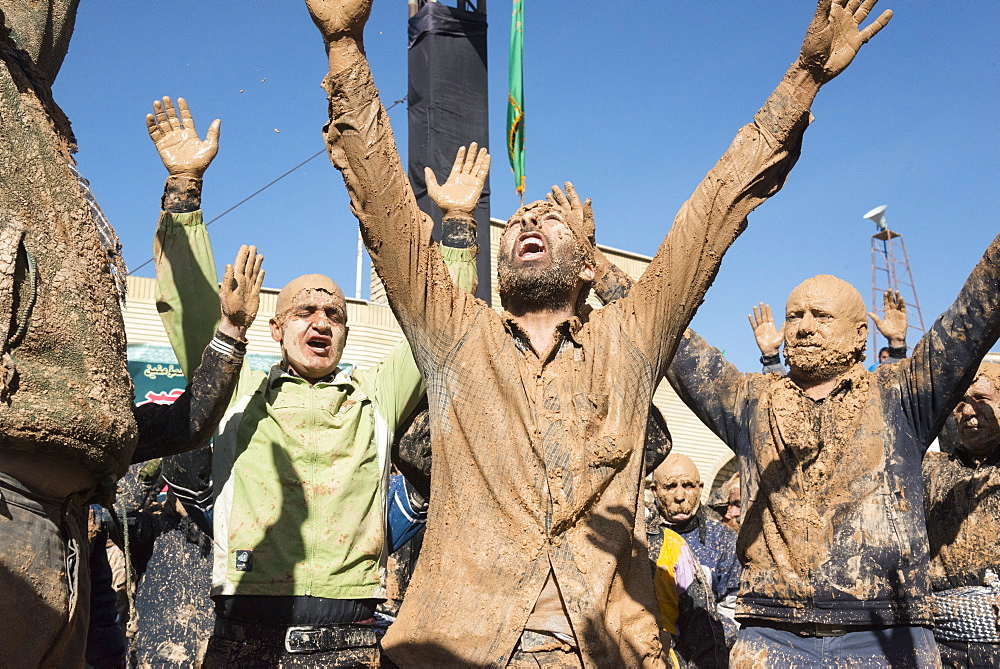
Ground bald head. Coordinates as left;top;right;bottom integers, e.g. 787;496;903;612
973;361;1000;392
269;274;349;383
652;453;703;525
275;274;344;320
654;453;701;487
786;275;867;325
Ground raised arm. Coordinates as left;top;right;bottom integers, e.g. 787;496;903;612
590;251;747;447
132;245;263;463
308;0;482;356
382;145;488;490
749;303;787;374
898;234;1000;449
868;289;908;360
149;96;224;378
605;0;892;375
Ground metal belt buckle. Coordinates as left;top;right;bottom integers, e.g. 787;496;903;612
285;625;327;654
812;623;848;638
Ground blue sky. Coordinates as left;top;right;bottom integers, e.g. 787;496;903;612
55;1;997;372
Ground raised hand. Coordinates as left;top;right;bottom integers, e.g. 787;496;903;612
305;0;373;42
425;143;491;217
748;303;783;357
146;97;220;177
868;290;907;348
798;0;892;83
219;245;265;340
546;182;596;249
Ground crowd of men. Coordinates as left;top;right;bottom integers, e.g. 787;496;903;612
0;0;998;667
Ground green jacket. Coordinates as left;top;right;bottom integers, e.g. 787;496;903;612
154;210;476;599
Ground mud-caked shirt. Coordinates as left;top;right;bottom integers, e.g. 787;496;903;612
154;210;476;602
667;236;1000;627
923;448;1000;591
322;46;818;666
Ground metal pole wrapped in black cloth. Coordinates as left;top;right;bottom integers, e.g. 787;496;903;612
407;2;491;304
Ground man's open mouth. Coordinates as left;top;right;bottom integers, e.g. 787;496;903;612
306;336;331;355
516;232;547;261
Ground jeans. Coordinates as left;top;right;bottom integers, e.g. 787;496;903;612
731;624;941;668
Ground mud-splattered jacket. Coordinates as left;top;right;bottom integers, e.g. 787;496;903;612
666;235;1000;626
154;210;475;601
649;507;742;608
923;448;1000;591
0;2;136;487
322;44;816;666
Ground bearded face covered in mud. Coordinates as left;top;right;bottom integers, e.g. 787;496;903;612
498;201;590;312
782;275;868;383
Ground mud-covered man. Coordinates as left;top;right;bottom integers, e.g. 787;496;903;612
310;0;892;664
651;262;1000;666
923;362;1000;667
648;453;741;644
0;4;263;663
148;97;480;666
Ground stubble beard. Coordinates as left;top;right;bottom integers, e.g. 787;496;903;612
498;248;582;312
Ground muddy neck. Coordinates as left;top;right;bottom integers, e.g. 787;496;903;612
790;372;841;401
508;305;577;359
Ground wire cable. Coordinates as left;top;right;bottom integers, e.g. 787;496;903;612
128;96;407;276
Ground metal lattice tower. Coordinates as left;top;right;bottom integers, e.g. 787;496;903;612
864;205;926;362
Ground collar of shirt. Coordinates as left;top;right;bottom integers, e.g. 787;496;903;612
951;444;1000;470
500;311;585;360
268;363;354;389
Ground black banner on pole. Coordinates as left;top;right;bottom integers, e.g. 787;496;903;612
408;2;491;304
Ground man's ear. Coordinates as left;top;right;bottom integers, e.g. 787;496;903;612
578;261;595;282
856;321;868;350
270;317;283;344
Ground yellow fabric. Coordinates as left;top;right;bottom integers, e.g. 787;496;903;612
654;528;689;635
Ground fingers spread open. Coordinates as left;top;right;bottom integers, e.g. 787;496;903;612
233;244;251;275
463;142;478;173
424;166;440;192
162;97;180;130
451;146;467;176
250;252;264;284
207;118;222;145
153;100;171;136
860;8;891;43
565;182;582;210
549;184;569;209
146;114;161;141
474;147;491;178
177;98;197;133
222;263;235;293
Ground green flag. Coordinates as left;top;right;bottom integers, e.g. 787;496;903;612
507;0;525;196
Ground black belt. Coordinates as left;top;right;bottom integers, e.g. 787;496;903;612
213;617;379;654
743;618;898;638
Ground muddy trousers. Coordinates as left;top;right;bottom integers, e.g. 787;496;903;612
936;640;1000;668
0;471;91;669
731;624;941;668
